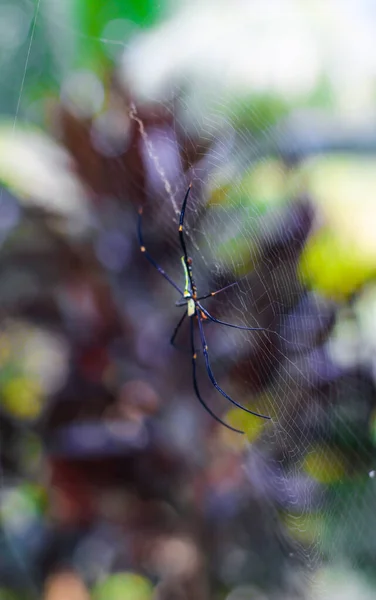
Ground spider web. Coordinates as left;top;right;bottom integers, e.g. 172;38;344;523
120;2;376;596
127;98;329;585
1;0;376;597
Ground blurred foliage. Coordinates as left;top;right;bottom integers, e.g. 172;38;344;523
72;0;167;72
303;446;346;484
2;1;376;599
92;573;153;600
230;94;290;135
298;156;376;298
0;0;169;119
300;228;376;299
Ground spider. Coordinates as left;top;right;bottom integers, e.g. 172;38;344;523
138;184;272;434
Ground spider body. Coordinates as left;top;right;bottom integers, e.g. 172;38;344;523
181;256;196;316
138;184;272;434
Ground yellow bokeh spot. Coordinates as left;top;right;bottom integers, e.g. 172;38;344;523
283;512;323;545
220;405;268;447
303;156;376;260
240;158;288;208
208;184;232;207
2;376;43;420
295;155;376;298
92;572;153;600
299;229;376;299
304;446;346;484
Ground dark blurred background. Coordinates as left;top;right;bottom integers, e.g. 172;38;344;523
1;1;376;598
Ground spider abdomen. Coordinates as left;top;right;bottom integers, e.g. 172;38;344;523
187;298;195;317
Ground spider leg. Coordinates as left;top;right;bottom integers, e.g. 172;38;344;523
170;311;187;348
138;207;184;295
196;280;240;301
198;302;270;333
170;311;209;355
197;302;302;348
196;312;271;420
197;272;255;301
175;298;188;307
178;184;192;264
190;316;244;434
199;302;312;353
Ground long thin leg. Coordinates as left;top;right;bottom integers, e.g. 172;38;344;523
170;311;209;355
197;302;302;347
197;280;240;301
197;273;253;301
178;184;192;265
196;313;271;420
138;207;184;295
190;317;244;434
170;311;187;348
198;302;270;333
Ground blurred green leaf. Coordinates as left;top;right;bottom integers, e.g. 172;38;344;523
231;94;289;135
299;228;376;298
93;572;153;600
0;589;20;600
297;155;376;297
304;445;346;484
72;0;168;72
